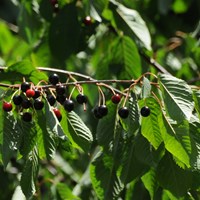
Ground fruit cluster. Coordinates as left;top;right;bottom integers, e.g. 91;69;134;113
2;73;151;123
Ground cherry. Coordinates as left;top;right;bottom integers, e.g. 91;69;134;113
84;16;92;26
49;73;59;85
22;99;32;109
26;89;35;98
3;102;12;112
22;112;32;122
56;94;67;104
21;82;30;92
47;94;56;106
50;0;57;6
98;105;108;116
34;99;44;110
56;85;65;95
93;105;108;119
33;89;41;99
53;108;62;121
13;95;23;105
64;99;74;112
76;94;87;104
111;94;121;104
118;107;129;118
140;106;150;117
93;106;103;119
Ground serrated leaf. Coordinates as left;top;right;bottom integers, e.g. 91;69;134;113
141;98;163;149
141;77;152;99
90;151;124;200
156;153;192;197
193;90;200;117
2;112;22;167
159;74;194;122
110;36;142;79
120;135;149;184
158;115;190;168
96;101;117;148
19;120;38;158
20;147;39;199
56;183;80;200
110;0;151;50
67;111;93;152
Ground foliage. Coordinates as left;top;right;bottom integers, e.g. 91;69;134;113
0;0;199;199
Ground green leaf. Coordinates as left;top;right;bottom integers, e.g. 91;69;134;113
67;111;93;152
96;101;117;149
156;153;192;197
120;135;149;184
141;77;152;99
193;89;200;117
56;183;80;200
2;113;21;167
159;115;190;168
141;168;158;200
18;2;43;44
19;120;38;158
49;3;81;61
110;0;151;50
141;98;163;149
110;36;142;79
90;151;124;200
20;147;39;199
159;74;194;122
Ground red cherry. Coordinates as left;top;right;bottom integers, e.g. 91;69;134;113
3;102;12;112
26;89;35;98
111;94;121;104
53;108;62;121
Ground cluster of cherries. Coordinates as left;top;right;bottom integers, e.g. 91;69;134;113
2;73;151;122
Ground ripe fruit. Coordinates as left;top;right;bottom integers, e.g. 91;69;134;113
47;94;56;106
56;85;65;95
98;105;108;116
140;106;150;117
21;82;30;92
56;94;67;104
22;99;32;109
33;89;41;99
84;16;92;26
93;105;108;119
34;99;44;110
50;0;57;6
93;106;103;119
13;95;23;105
22;112;32;122
76;94;87;104
26;89;35;98
3;102;12;112
111;94;121;104
64;99;74;112
118;107;129;118
49;73;59;85
53;108;62;121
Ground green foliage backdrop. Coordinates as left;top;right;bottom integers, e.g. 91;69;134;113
0;0;199;199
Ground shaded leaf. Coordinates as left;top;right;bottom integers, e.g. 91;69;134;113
20;147;39;199
90;151;123;200
110;0;151;50
156;153;192;197
96;101;117;149
2;113;21;167
159;74;194;122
